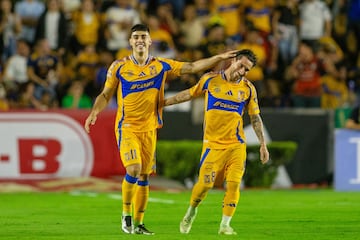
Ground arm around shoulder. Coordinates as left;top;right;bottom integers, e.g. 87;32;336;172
164;89;192;106
180;50;238;74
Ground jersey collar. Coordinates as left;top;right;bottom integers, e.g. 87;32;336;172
130;54;154;66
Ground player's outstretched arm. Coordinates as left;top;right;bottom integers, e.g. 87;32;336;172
180;50;238;74
164;89;192;106
250;114;269;164
84;86;115;133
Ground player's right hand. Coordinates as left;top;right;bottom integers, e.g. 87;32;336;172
84;113;97;133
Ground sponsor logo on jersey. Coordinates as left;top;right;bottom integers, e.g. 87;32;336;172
213;101;238;110
130;81;155;90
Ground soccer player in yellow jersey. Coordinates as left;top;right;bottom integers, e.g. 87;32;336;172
84;24;237;235
164;49;270;235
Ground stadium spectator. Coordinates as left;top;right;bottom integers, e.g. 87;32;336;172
73;44;101;99
61;79;92;109
163;49;269;235
3;39;30;92
84;23;237;235
271;0;299;67
68;0;103;55
321;62;349;109
194;0;211;21
115;44;132;59
237;26;267;97
94;49;117;108
34;0;68;56
195;23;228;62
61;0;81;18
179;4;206;49
332;0;348;60
154;1;179;36
298;0;332;50
146;14;176;57
27;38;61;101
104;0;141;54
74;44;99;83
95;49;114;88
15;0;45;45
285;41;323;108
316;40;348;109
0;0;22;63
210;0;243;42
40;89;59;109
15;81;47;110
243;0;275;37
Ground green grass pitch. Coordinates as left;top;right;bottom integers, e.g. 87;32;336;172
1;189;360;240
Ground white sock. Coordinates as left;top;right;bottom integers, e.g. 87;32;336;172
185;206;197;218
220;215;232;226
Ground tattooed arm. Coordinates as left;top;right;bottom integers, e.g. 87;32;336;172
250;114;270;164
164;89;192;106
180;50;237;74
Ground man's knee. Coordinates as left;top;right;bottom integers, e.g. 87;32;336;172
126;164;141;177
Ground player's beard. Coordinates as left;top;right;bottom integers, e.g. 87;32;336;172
232;71;243;82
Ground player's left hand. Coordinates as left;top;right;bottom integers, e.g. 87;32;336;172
260;144;269;164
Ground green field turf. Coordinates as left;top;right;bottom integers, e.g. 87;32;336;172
1;189;360;240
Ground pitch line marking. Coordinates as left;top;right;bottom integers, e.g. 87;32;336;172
107;194;174;204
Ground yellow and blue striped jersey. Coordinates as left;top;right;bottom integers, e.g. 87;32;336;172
190;71;260;149
105;55;185;132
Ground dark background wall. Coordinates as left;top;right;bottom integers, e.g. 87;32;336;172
158;108;334;184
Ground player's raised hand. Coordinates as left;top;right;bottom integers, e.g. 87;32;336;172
84;113;97;133
218;50;238;60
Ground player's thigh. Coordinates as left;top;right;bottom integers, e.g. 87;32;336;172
198;148;226;188
224;145;247;182
117;129;142;168
139;130;157;175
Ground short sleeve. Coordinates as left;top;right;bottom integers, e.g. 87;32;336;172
247;82;260;115
189;73;213;98
104;60;122;89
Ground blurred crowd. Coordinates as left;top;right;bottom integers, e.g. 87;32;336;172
0;0;360;111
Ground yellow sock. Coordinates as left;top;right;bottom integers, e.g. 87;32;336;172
133;180;149;225
122;174;138;215
222;181;240;217
190;181;212;208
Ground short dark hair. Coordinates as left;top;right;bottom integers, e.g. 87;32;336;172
235;49;257;67
130;24;150;34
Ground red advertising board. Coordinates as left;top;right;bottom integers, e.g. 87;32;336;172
0;110;125;179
